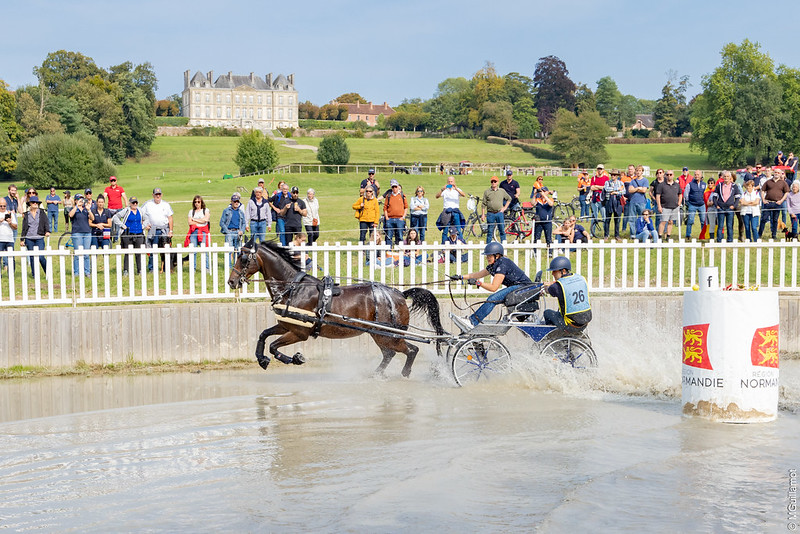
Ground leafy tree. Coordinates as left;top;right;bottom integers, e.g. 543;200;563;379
777;65;800;149
15;131;116;190
316;133;350;172
34;50;105;95
334;92;367;104
338;104;349;121
68;76;128;163
595;76;621;127
298;100;319;119
155;99;180;116
513;97;540;139
425;77;470;130
574;83;597;114
472;62;506;107
233;130;279;174
533;55;576;135
691;39;781;166
0;80;21;174
16;92;65;142
617;94;641;128
480;101;516;138
120;87;157;160
375;113;387;129
46;95;85;132
549;109;610;167
504;72;535;104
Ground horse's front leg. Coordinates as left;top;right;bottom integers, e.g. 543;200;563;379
256;324;286;370
269;330;307;366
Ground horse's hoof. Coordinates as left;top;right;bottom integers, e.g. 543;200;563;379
292;352;306;365
401;368;412;378
256;355;271;370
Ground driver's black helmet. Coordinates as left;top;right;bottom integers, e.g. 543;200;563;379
482;242;504;256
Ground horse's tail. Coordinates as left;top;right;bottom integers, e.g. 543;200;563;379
403;287;445;358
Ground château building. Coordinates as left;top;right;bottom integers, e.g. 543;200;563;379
182;70;299;130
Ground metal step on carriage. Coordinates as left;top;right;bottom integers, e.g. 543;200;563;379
444;273;597;387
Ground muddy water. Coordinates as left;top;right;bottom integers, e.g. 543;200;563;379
0;346;798;532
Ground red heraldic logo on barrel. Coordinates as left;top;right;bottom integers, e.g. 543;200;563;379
683;324;712;370
750;325;779;368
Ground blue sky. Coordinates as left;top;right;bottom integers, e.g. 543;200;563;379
2;0;799;105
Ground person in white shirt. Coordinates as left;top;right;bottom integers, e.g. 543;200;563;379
141;187;174;272
740;179;762;242
435;176;466;243
301;188;320;245
0;198;17;270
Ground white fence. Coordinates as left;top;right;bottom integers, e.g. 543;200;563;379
0;240;798;307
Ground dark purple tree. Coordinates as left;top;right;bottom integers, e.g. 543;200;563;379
533;55;576;135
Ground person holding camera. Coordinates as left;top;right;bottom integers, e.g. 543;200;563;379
531;176;555;245
435;176;466;243
20;195;50;276
69;194;95;276
0;198;17;270
280;186;307;244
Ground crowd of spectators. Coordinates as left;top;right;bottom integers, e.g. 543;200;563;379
2;154;799;277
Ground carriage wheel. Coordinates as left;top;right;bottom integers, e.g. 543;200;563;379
450;337;512;386
540;337;597;369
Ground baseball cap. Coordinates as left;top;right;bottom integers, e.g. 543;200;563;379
368;168;375;174
596;164;605;170
682;167;689;171
109;176;117;182
28;195;41;204
74;194;83;201
63;190;70;195
84;188;92;194
291;186;299;193
490;176;498;182
448;226;459;235
153;187;162;194
779;151;783;155
390;179;399;186
231;193;241;202
506;169;513;176
129;196;138;204
258;178;265;183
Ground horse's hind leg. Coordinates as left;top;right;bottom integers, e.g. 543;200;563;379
374;346;395;377
256;324;286;370
400;342;419;378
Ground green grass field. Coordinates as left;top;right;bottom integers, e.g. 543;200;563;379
2;136;717;245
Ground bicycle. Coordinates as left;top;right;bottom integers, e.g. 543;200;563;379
504;205;533;241
464;194;486;240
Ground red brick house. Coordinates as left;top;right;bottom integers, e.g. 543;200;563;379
333;101;395;126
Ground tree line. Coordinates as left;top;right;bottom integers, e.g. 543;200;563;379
0;50;158;188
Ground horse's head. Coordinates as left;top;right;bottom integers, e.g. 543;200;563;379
228;238;261;289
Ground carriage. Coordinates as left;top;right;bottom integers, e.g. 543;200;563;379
228;241;597;387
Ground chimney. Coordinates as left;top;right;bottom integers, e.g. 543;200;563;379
250;72;255;85
288;73;294;86
383;101;387;107
370;102;374;110
266;73;272;87
228;71;233;83
184;70;190;89
207;70;214;86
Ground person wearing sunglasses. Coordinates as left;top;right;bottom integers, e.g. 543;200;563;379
112;197;149;274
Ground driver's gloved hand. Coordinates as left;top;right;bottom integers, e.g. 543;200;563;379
467;278;478;286
450;274;462;281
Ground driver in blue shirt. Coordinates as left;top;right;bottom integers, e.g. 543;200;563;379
542;256;592;332
451;242;532;327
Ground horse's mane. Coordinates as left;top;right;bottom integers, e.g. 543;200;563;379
258;240;302;272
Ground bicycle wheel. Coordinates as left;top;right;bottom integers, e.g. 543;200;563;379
554;202;571;221
590;220;603;239
540;337;597;369
451;337;512;386
466;214;484;239
58;231;73;249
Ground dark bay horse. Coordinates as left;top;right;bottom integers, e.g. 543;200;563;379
227;240;445;377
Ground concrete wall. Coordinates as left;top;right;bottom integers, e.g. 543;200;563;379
1;296;798;369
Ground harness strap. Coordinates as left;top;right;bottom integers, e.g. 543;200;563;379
311;275;336;338
279;271;309;317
